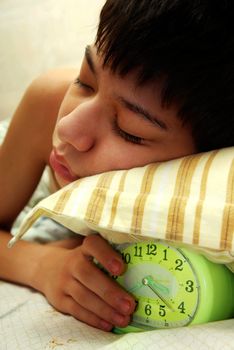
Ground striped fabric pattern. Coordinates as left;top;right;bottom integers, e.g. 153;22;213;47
11;147;234;269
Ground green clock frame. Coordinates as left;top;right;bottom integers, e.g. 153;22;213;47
113;241;234;334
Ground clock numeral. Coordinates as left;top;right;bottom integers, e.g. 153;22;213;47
159;305;166;317
121;252;131;264
144;304;152;316
146;244;157;256
134;245;143;257
185;280;194;293
163;249;168;261
175;258;184;271
178;301;186;314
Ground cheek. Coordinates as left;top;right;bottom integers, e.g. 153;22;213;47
97;141;152;173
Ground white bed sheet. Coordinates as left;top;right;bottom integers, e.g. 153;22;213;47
0;281;233;350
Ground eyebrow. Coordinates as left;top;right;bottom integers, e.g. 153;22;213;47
117;96;167;130
85;45;167;130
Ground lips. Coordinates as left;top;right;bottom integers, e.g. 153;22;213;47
49;149;78;183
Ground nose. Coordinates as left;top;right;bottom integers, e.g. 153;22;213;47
56;102;102;152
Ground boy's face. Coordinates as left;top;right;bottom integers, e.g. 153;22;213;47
51;45;196;187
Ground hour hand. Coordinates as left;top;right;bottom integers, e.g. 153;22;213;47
143;275;169;295
142;275;174;312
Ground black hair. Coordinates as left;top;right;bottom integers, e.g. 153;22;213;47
95;0;234;152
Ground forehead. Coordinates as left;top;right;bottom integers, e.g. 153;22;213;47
83;45;183;131
88;45;164;101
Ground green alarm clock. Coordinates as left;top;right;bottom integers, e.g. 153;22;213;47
112;240;234;334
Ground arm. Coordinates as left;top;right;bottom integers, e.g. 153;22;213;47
0;231;135;331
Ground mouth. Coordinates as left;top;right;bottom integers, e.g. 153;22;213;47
49;149;79;183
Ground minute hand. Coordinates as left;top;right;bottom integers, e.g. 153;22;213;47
142;276;175;312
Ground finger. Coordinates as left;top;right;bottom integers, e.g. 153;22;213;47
82;234;125;275
49;237;84;249
68;278;131;328
71;253;136;316
62;295;113;332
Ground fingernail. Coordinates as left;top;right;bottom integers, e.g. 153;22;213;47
113;313;126;326
109;259;122;275
100;320;113;331
119;298;132;313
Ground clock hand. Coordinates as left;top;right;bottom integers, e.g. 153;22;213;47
142;276;175;312
143;275;169;295
127;276;169;295
128;281;144;293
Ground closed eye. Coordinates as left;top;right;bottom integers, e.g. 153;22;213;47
112;119;144;145
74;77;94;91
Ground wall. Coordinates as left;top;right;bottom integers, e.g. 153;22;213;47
0;0;105;120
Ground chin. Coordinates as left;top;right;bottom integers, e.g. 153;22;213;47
54;173;72;188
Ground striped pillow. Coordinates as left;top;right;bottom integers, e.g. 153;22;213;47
10;147;234;270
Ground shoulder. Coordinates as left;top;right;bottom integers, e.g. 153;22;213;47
29;68;78;95
20;68;78;160
25;68;78;116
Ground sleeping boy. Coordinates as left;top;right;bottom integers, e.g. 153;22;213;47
0;0;233;331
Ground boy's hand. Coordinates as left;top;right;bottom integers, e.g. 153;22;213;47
32;235;136;331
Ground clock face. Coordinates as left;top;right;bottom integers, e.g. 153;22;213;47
114;241;200;329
